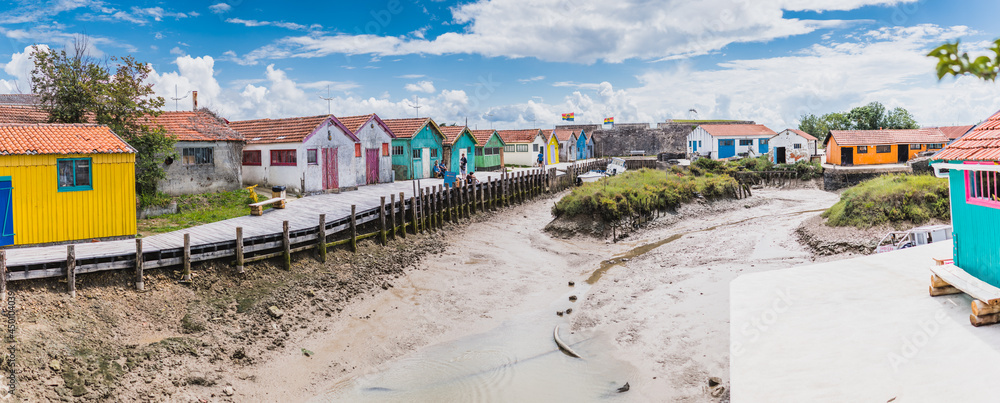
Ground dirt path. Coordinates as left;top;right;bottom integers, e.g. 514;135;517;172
229;187;841;402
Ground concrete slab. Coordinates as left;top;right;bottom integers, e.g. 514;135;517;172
731;241;1000;402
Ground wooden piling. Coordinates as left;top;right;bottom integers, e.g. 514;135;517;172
236;227;245;273
182;234;192;282
437;185;444;228
447;184;455;223
67;245;76;297
135;238;144;291
282;221;292;269
390;194;397;239
409;197;417;235
317;215;327;263
471;180;477;215
399;192;407;238
350;206;358;252
379;197;388;245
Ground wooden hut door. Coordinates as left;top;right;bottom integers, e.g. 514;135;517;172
366;148;379;184
322;148;338;190
898;145;909;163
0;177;12;246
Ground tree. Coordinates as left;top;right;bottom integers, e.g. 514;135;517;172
798;102;918;143
30;40;174;206
928;39;1000;81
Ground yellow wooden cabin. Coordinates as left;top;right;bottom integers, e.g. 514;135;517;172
0;124;136;246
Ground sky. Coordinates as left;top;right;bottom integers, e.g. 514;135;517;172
1;0;999;131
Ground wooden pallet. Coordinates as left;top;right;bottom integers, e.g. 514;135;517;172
930;263;1000;326
249;197;286;216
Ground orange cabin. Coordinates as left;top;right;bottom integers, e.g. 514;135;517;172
824;129;949;166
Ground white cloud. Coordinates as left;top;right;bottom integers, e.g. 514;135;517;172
518;75;545;83
169;46;185;56
396;74;425;79
227;0;916;65
404;80;436;93
78;6;196;25
226;18;315;31
0;45;47;94
209;3;232;14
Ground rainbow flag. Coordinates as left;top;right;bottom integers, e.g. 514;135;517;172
561;113;575;121
604;117;614;124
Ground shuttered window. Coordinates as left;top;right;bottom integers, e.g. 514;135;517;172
270;150;297;166
242;150;262;166
382;143;390;156
182;147;214;165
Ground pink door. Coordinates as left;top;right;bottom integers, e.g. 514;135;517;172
322;148;338;189
366;149;379;185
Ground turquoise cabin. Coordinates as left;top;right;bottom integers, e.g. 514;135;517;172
384;118;445;180
440;126;478;174
576;129;590;160
471;129;506;171
933;110;1000;287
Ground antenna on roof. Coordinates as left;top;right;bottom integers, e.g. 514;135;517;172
405;95;421;118
170;85;190;112
319;85;334;115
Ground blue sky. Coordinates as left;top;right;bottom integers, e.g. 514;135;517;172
1;0;1000;131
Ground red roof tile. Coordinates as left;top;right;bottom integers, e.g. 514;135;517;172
552;129;576;142
788;129;818;141
439;126;475;145
497;129;542;143
0;124;134;155
932;125;975;140
230;115;356;144
936;111;1000;161
700;124;776;137
827;129;949;147
0;104;50;124
144;111;241;142
0;94;40;105
337;114;375;133
383;117;435;139
470;129;499;144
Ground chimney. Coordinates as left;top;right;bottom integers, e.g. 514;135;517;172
192;90;198;111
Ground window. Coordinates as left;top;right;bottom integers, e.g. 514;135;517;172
431;149;438;158
876;145;891;153
533;144;539;152
242;150;262;166
487;147;501;155
793;143;802;149
182;147;213;165
307;149;318;165
698;141;702;147
910;144;922;150
759;139;768;146
504;145;515;153
57;158;92;192
270;150;297;166
392;145;404;155
382;143;389;156
928;143;944;150
475;147;484;156
354;144;362;157
516;144;529;152
739;139;753;146
719;140;734;146
966;165;1000;208
413;149;422;159
857;146;868;154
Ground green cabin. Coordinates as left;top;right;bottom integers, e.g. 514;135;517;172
383;118;445;180
440;126;478;174
471;129;505;172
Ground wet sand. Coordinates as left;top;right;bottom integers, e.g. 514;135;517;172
232;187;841;402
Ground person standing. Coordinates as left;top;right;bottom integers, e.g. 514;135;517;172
537;151;544;167
460;154;468;176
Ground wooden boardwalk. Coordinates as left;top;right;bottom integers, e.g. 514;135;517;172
6;173;507;270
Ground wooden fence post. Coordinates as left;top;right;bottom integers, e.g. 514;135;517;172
135;238;144;291
379;197;388;245
67;245;76;297
399;192;407;238
479;181;486;212
0;250;6;302
409;197;417;235
350;206;358;252
447;184;455;223
390;194;397;240
236;227;245;273
317;215;327;263
437;185;444;228
464;182;471;218
182;234;192;282
282;221;292;269
471;180;477;215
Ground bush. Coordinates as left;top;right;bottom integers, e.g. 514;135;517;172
822;174;950;228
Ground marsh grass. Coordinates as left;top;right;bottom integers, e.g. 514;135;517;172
822;174;950;228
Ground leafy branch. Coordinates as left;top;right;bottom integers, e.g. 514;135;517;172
928;39;1000;81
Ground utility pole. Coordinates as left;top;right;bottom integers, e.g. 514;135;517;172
410;95;421;118
319;85;334;115
170;85;190;112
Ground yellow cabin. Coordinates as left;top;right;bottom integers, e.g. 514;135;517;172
0;124;136;246
544;130;560;165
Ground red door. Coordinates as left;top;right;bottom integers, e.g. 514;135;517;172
322;148;338;189
366;148;379;185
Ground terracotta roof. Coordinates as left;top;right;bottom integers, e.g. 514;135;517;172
382;117;433;139
470;129;499;144
788;129;818;141
0;104;49;124
230;115;356;144
0;124;134;155
553;129;576;142
932;125;975;140
439;126;476;145
936;111;1000;161
0;94;40;105
337;114;375;133
826;129;949;147
497;129;542;143
144;111;242;142
699;124;776;137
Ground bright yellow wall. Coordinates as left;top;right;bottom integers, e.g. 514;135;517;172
0;153;136;245
547;136;560;164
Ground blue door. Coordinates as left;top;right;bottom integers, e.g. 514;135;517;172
759;138;769;154
692;141;698;152
0;177;12;246
718;140;735;158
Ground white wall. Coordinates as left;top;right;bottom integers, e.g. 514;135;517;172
687;127;714;158
353;119;395;184
504;143;535;166
769;131;811;164
243;119;358;193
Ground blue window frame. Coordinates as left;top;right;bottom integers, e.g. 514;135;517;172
57;158;93;192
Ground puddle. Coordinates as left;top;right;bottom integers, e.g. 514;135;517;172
587;208;828;284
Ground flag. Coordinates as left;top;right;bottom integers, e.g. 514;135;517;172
561;113;575;121
604;117;614;124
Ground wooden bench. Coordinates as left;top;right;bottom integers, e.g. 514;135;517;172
929;263;1000;326
249;197;286;216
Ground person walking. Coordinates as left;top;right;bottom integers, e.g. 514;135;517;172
537;151;544;167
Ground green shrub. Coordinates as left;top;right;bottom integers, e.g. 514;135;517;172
822;174;950;228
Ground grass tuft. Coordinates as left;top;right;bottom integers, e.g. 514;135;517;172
821;174;950;228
